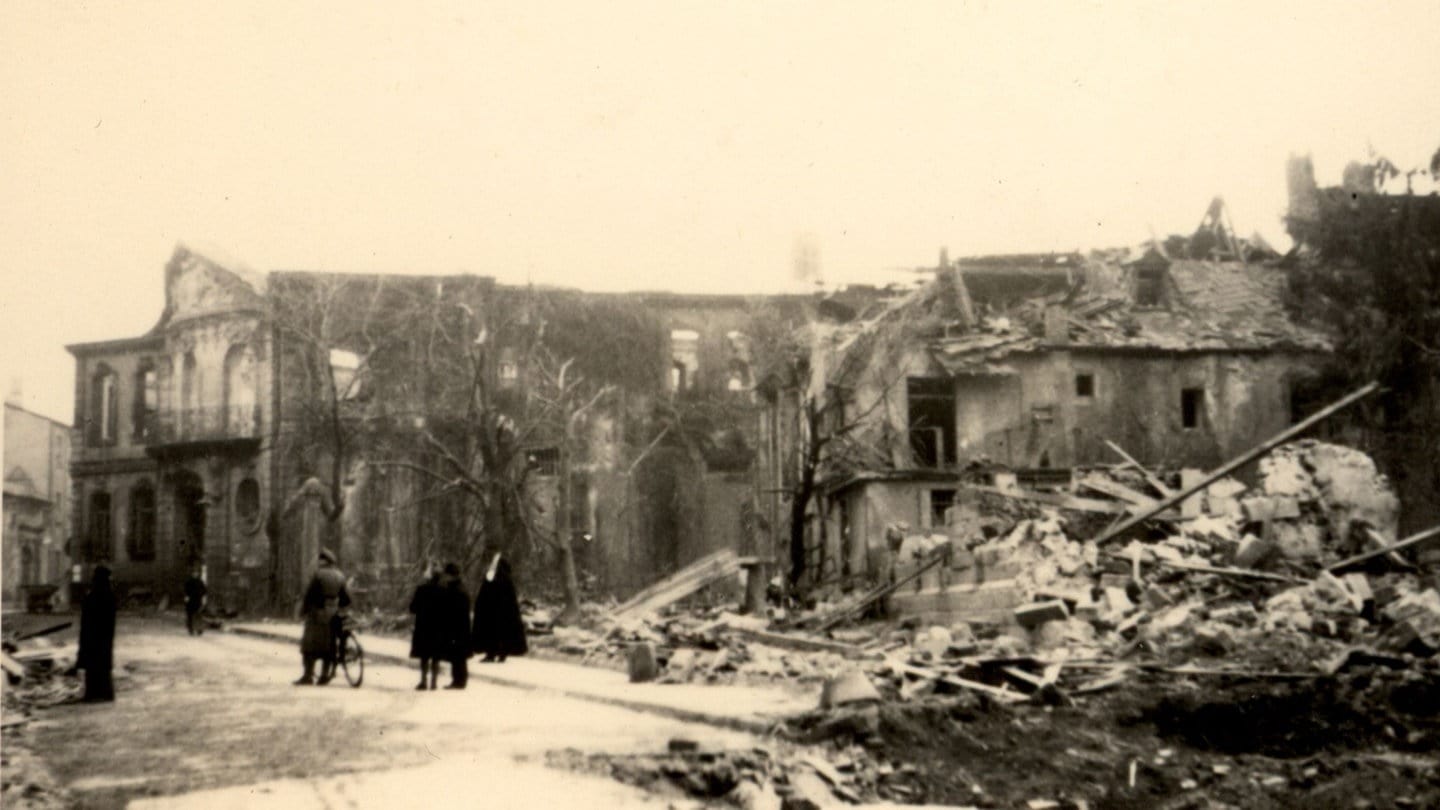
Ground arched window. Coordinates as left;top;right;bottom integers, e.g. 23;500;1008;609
235;477;261;532
224;344;257;436
88;491;112;561
129;483;156;561
134;360;158;440
89;365;119;445
180;351;197;435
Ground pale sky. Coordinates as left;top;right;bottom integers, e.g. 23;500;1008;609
2;1;1438;424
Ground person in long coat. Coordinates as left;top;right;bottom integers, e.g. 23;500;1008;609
472;550;527;663
439;563;471;689
407;564;444;690
77;565;118;702
296;549;350;686
183;565;208;637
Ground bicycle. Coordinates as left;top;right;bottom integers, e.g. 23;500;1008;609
330;614;364;688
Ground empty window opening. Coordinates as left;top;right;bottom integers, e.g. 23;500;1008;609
929;489;957;528
88;491;112;562
129;484;156;561
1075;373;1095;399
1181;387;1204;429
907;378;957;468
1135;268;1166;307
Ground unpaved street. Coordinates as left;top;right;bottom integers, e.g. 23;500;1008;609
22;617;753;809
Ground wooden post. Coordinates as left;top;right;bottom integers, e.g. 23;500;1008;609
1093;381;1380;546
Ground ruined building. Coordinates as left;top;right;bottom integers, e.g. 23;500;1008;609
3;399;72;609
788;247;1332;586
65;246;808;609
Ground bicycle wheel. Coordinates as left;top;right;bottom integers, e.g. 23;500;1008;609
340;632;364;688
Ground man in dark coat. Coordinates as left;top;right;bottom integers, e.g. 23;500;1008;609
183;565;208;636
472;550;527;663
296;549;350;686
439;563;471;689
408;563;444;690
77;565;118;702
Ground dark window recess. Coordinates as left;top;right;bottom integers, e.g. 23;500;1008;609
1135;268;1165;307
907;377;957;468
134;362;158;440
527;447;560;476
1181;387;1205;429
236;478;261;527
929;489;957;528
129;485;156;561
88;491;112;562
1075;373;1095;399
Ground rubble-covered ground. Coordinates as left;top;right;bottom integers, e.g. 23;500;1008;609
525;440;1440;808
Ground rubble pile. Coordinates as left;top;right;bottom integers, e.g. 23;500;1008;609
549;734;934;809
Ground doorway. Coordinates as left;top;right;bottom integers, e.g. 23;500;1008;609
173;471;206;567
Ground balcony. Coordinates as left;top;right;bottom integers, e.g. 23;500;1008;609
144;405;262;459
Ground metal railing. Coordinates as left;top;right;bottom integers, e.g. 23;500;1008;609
149;405;260;443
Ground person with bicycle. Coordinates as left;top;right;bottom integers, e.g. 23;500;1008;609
295;548;350;686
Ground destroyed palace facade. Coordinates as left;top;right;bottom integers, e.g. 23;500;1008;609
796;249;1333;587
66;246;807;610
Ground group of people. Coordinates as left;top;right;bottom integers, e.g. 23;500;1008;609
291;546;527;689
406;550;528;690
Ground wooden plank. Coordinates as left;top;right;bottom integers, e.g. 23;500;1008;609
1104;440;1174;497
1078;475;1158;508
964;484;1182;519
721;626;874;659
613;550;736;613
1149;558;1306;584
1326;524;1440;573
613;550;742;617
1094;381;1381;546
891;659;1027;703
812;548;950;632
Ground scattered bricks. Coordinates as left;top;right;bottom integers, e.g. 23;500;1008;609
1382;589;1440;624
912;625;953;658
1104;586;1135;615
820;668;881;709
668;737;702;754
1099;573;1132;590
1242;496;1302;522
1373;582;1401;609
728;780;782;810
1343;572;1375;613
627;642;660;683
1209;603;1260;627
1015;600;1069;629
780;768;834;810
1180;469;1205;518
1233;534;1274;568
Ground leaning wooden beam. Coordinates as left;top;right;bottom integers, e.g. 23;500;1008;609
1093;381;1381;546
1103;440;1174;497
1326;524;1440;573
891;659;1027;703
1147;558;1306;584
721;625;874;659
613;549;741;617
965;484;1181;519
809;548;950;633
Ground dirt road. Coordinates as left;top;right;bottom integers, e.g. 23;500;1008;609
18;617;752;809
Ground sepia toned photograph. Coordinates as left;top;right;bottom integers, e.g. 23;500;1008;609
2;3;1439;808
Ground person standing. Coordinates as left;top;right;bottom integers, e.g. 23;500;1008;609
77;565;118;703
439;563;471;689
296;549;350;686
407;563;444;690
183;565;208;636
472;550;527;664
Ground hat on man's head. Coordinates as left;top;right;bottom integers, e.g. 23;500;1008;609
318;548;337;564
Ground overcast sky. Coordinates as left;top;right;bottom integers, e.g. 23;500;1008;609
2;1;1438;424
